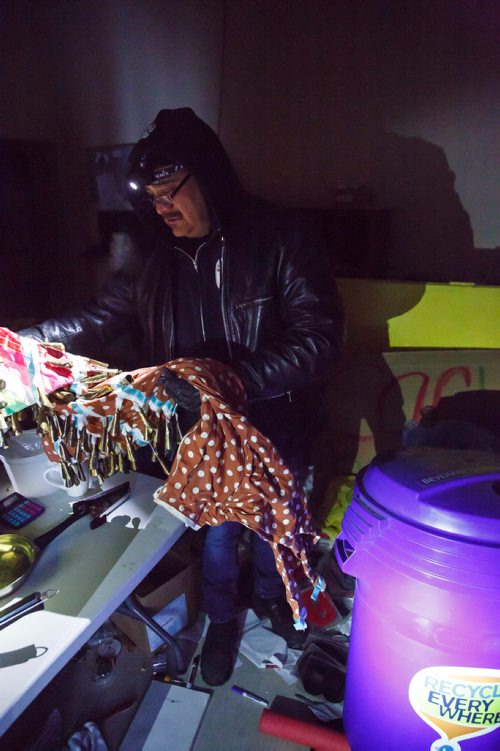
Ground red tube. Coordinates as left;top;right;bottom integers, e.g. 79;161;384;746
258;709;350;750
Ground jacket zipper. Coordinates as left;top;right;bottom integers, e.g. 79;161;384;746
161;292;174;360
235;296;273;309
219;233;234;360
174;242;208;272
174;241;209;342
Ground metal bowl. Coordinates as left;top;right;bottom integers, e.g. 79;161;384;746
0;533;38;597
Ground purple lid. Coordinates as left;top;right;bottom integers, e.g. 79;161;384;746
358;448;500;544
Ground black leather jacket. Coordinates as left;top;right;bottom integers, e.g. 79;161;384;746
21;198;344;468
21;110;344;467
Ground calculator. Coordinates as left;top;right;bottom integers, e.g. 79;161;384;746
0;493;45;529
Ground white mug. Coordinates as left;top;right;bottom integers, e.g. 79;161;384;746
43;462;91;498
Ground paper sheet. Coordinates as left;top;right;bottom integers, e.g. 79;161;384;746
120;681;210;751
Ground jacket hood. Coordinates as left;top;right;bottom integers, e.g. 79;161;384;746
126;108;243;239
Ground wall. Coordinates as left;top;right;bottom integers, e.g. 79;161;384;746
0;2;58;140
1;0;224;307
43;0;223;146
219;0;500;283
1;0;223;145
1;0;499;301
337;278;500;351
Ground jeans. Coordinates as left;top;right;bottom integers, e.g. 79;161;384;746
202;521;284;623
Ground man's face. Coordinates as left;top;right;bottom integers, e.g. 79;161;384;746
146;169;210;239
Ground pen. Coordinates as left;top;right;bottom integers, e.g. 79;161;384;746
186;654;200;688
0;590;58;631
162;676;187;687
231;685;269;708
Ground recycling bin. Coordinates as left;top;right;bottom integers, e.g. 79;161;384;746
335;448;500;751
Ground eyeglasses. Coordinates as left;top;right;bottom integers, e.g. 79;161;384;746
147;172;192;207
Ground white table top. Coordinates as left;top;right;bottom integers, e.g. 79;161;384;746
0;472;185;735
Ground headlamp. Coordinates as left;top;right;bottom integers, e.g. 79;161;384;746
126;152;187;195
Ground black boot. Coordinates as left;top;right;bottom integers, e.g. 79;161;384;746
252;593;307;650
200;618;239;686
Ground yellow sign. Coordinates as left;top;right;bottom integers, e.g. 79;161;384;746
409;666;500;750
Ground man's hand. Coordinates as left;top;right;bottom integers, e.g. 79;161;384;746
159;368;201;412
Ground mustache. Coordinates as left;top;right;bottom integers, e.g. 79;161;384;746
159;210;182;219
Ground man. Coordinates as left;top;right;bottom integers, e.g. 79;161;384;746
20;108;344;685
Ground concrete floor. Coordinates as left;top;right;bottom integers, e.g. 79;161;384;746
167;613;346;751
192;651;310;751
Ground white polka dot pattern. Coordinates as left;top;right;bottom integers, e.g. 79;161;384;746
38;355;319;624
154;358;319;623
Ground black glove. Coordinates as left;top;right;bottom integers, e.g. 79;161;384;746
158;368;201;412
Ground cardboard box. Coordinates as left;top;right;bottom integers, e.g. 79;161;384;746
111;545;201;654
136;550;200;621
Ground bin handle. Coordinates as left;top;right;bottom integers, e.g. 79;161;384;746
334;536;354;566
